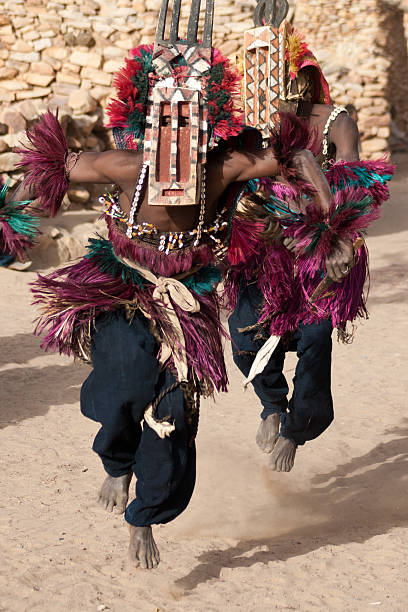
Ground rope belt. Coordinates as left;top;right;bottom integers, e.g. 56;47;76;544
117;256;201;438
119;256;201;382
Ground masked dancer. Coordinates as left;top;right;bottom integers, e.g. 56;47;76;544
9;0;334;568
224;0;394;472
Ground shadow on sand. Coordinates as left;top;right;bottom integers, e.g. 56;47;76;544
366;254;408;307
368;153;408;238
176;422;408;592
0;360;88;429
0;332;44;367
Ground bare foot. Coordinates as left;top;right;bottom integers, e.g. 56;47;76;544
129;526;160;569
269;437;297;472
98;472;132;514
256;414;280;453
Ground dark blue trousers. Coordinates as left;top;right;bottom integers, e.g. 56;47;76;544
228;282;334;446
80;311;196;526
0;247;14;266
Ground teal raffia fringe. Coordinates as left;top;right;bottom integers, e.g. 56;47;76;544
0;181;39;258
85;236;222;295
324;158;395;207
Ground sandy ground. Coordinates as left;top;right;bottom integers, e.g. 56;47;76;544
1;155;407;612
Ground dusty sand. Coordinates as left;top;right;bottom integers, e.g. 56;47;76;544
1;155;407;612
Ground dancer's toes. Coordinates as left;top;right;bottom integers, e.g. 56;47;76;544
256;414;280;453
97;472;132;514
269;437;297;472
129;526;160;570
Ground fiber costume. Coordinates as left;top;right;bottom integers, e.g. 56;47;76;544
0;179;39;266
225;1;394;447
17;0;245;527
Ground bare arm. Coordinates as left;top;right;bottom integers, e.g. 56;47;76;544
331;113;360;162
68;150;141;185
5;180;36;204
285;116;360;280
213;147;331;209
7;149;141;204
223;147;279;183
324;113;360;281
290;149;331;213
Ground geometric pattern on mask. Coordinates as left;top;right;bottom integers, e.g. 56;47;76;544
144;0;214;207
145;86;205;206
153;43;211;81
244;25;282;139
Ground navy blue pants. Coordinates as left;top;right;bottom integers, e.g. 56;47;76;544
0;248;14;267
228;282;334;446
80;311;196;527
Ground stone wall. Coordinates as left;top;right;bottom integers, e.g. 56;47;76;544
0;0;257;190
1;0;407;188
294;0;408;157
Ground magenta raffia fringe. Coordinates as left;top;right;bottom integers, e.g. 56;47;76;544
32;245;228;393
282;187;380;272
325;158;395;207
224;195;372;338
223;216;298;327
268;112;321;196
0;207;36;258
106;216;216;277
225;233;369;338
15;110;69;217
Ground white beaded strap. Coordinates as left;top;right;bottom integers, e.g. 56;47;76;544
322;106;348;157
126;163;148;238
193;165;206;247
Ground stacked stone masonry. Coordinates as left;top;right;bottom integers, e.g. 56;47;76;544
1;0;408;186
295;0;408;156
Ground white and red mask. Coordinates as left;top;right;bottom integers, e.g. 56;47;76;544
106;0;244;206
143;42;211;207
243;0;289;139
143;0;215;207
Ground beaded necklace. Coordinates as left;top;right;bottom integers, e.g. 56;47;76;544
101;165;228;255
321;106;347;169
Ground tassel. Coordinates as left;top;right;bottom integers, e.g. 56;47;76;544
0;181;39;258
15;110;69;217
325;158;395;207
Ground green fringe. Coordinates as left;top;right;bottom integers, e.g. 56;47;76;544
85;236;146;286
305;195;374;253
183;266;222;294
0;181;39;239
329;165;393;193
86;236;221;295
330;195;373;222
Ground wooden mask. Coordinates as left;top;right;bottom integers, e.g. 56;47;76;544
143;0;214;206
243;0;289;139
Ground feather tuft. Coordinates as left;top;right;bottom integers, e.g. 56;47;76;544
0;181;39;258
15;110;69;217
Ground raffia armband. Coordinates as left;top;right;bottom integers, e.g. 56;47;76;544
15;109;71;217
